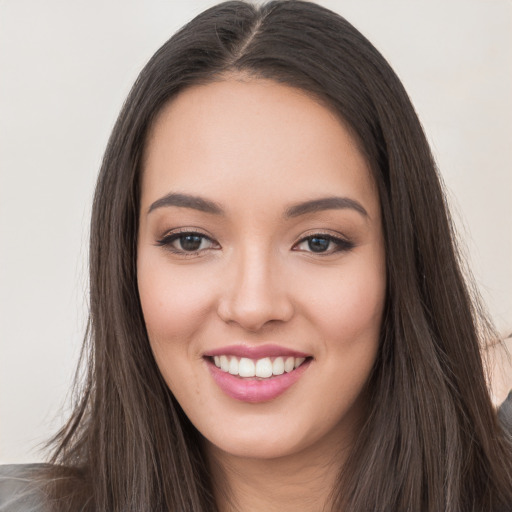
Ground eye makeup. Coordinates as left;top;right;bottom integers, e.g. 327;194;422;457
155;228;220;256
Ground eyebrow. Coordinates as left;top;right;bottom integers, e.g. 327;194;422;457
147;193;224;215
284;196;368;218
147;192;368;219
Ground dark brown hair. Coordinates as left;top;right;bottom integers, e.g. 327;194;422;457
41;1;512;511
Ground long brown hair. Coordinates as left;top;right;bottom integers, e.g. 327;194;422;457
41;1;512;511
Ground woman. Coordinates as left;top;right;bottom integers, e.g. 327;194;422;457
1;1;511;511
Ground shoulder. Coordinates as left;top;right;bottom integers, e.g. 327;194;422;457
0;464;49;512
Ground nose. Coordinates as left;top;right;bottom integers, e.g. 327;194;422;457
217;247;295;332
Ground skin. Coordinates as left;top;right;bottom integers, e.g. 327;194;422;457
137;78;386;511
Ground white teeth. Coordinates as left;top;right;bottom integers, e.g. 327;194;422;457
220;355;229;372
228;357;239;375
255;357;273;378
212;354;308;378
272;357;285;375
239;357;255;377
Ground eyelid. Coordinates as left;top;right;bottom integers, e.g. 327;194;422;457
292;230;355;254
156;226;213;241
155;227;220;255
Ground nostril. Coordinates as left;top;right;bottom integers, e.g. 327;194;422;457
216;296;295;332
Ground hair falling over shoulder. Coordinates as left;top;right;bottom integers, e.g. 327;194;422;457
37;2;512;511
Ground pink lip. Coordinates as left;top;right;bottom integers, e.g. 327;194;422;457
206;357;312;403
204;344;310;359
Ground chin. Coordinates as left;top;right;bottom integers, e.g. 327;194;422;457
205;428;311;460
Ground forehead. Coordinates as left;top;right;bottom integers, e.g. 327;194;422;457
141;79;378;218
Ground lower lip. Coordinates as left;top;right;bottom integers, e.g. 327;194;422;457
206;358;311;403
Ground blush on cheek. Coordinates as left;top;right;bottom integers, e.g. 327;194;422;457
141;293;206;345
318;275;384;338
138;261;210;328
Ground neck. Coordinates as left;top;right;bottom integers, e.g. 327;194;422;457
207;435;349;512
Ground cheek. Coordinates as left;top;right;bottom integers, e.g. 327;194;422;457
300;258;386;345
137;257;219;408
304;258;385;420
333;276;383;338
137;256;217;355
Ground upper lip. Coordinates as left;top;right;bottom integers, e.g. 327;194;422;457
204;344;311;359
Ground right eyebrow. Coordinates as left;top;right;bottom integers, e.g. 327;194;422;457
284;196;368;219
147;192;225;216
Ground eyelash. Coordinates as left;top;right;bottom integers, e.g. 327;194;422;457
155;230;354;256
293;233;354;255
155;229;219;256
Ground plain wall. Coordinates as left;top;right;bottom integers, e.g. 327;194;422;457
1;0;511;463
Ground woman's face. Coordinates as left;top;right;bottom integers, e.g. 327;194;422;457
137;79;386;460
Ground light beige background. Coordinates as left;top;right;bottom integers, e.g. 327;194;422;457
1;0;511;463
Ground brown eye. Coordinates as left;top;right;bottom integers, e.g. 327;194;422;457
179;234;205;251
156;231;219;254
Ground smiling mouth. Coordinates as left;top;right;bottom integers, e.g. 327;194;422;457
205;352;313;402
209;355;310;379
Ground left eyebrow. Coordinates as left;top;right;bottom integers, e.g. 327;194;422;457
284;196;368;219
147;192;224;215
